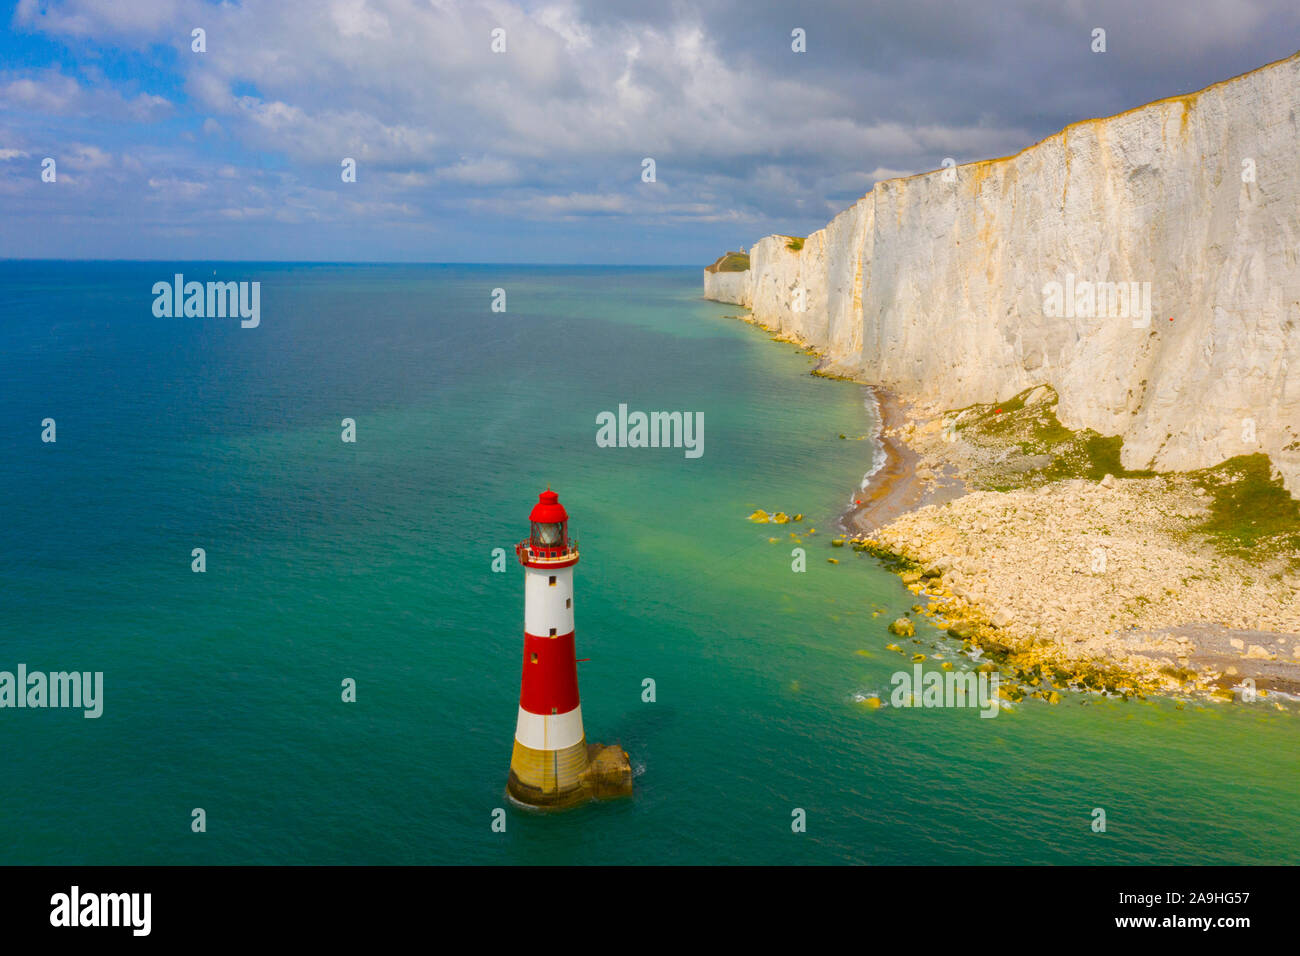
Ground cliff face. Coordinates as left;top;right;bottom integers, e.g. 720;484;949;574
701;268;748;305
705;52;1300;494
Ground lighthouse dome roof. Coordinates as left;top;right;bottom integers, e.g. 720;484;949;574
529;489;568;523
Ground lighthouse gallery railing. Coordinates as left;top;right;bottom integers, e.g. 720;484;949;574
515;536;579;564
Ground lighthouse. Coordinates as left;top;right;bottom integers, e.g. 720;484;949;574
507;489;632;808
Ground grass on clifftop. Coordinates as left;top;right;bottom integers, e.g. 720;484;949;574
785;236;805;251
706;252;750;273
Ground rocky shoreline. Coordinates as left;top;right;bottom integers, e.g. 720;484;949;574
838;387;964;534
727;312;1300;705
839;384;1300;701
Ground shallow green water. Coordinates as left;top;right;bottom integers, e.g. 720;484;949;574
1;263;1295;864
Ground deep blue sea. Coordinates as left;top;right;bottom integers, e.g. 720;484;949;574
1;262;1297;864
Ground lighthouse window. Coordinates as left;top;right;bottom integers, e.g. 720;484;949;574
566;598;571;608
533;522;565;547
548;575;556;587
549;628;556;636
530;653;538;663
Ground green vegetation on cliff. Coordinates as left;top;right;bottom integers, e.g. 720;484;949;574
945;385;1153;488
706;252;750;273
1189;454;1300;558
943;386;1300;564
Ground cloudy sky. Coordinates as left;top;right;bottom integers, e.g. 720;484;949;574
1;0;1298;263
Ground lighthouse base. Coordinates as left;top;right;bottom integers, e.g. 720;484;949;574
507;742;634;810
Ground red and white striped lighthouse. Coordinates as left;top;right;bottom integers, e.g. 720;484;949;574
508;489;591;807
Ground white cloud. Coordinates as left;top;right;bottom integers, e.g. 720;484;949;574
437;157;517;186
67;144;113;169
0;69;172;120
146;175;206;199
14;0;192;39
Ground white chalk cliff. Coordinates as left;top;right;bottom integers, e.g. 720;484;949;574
705;51;1300;494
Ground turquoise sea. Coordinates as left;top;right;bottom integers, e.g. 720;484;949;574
1;262;1297;864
